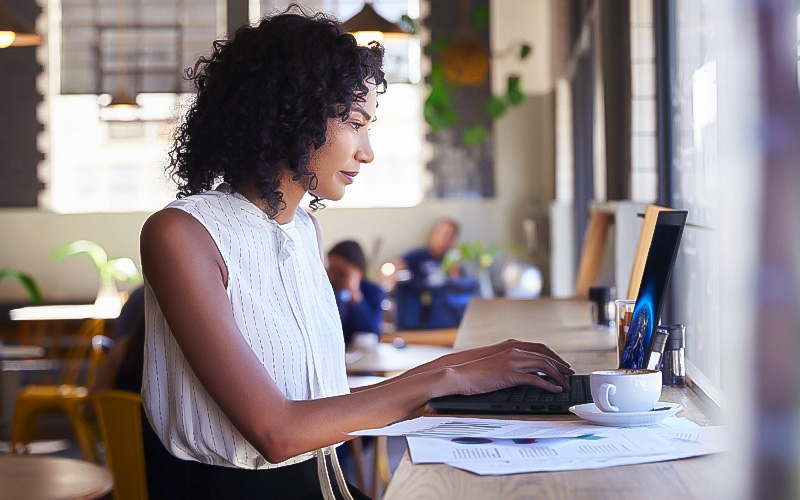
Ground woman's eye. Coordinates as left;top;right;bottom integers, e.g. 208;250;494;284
350;122;364;130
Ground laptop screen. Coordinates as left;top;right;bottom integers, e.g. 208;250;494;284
619;210;688;369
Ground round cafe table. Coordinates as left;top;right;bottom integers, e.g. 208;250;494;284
0;456;113;500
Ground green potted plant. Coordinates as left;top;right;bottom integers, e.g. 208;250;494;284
51;240;141;315
441;240;502;298
0;269;43;304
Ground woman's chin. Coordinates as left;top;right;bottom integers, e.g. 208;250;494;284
311;189;345;201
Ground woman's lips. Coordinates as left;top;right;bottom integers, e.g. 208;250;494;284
339;171;358;184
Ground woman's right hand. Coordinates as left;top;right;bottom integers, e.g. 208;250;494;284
433;347;575;398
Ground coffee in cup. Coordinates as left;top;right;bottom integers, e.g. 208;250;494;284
589;369;662;412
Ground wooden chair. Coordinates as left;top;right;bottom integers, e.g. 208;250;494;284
574;209;614;298
90;390;148;500
626;205;674;299
10;318;107;462
574;203;673;300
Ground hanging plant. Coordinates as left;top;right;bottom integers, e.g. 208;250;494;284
423;2;533;146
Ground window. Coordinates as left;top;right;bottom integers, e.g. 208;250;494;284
44;0;223;213
260;0;423;208
630;0;657;203
45;0;423;212
668;0;721;395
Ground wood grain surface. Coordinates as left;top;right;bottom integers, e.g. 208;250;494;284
0;456;114;500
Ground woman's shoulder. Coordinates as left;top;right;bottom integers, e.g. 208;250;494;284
141;207;212;250
165;189;230;213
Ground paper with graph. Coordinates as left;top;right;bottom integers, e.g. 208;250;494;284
350;416;609;439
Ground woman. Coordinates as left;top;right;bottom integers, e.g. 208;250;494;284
141;8;574;500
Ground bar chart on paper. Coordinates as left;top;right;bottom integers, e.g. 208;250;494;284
412;421;513;437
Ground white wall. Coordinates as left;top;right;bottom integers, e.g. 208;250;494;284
0;0;556;302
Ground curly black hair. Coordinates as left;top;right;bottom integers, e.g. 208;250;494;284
167;5;386;217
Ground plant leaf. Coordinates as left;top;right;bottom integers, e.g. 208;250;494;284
478;252;494;268
505;243;527;256
0;268;43;304
507;75;526;105
429;35;450;54
487;96;507;119
51;240;108;269
424;96;458;133
399;14;419;35
520;44;532;60
460;241;483;262
462;124;488;146
440;249;461;274
107;258;142;284
471;5;490;30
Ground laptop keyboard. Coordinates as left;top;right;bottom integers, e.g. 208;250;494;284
492;375;591;404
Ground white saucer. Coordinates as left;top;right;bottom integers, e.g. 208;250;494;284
569;402;682;427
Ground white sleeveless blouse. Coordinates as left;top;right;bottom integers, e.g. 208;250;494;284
142;185;350;469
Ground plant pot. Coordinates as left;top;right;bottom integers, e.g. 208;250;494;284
94;277;122;317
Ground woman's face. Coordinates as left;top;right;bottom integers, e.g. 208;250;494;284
308;87;378;201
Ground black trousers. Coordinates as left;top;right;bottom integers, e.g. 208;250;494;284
182;457;372;500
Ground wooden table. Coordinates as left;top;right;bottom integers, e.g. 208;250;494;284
380;328;459;347
0;345;53;436
382;298;725;500
345;343;452;377
0;456;113;500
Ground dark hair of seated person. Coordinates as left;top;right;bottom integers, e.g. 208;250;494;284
328;240;367;273
167;5;386;218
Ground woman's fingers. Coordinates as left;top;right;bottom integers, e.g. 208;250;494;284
520;372;564;393
509;349;573;390
501;340;572;368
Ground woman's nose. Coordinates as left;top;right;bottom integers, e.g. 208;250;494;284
356;137;374;164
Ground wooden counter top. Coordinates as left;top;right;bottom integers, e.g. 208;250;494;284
382;298;725;500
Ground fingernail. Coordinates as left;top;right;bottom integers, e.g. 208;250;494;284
555;386;563;392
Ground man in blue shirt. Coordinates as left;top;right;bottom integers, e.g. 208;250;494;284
393;219;479;329
327;240;386;345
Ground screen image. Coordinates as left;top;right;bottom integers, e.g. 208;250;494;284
620;211;687;369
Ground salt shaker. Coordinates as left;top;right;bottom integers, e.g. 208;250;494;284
659;324;686;386
646;328;670;371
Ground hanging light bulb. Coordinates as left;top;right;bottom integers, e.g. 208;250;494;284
104;0;140;110
0;0;42;48
342;2;409;46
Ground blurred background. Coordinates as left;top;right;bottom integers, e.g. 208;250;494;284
1;0;799;498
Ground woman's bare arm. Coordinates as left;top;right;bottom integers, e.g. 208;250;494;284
141;208;573;464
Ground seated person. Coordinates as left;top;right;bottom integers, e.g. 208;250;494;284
326;240;385;346
393;219;479;330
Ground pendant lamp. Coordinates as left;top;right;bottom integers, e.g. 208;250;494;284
342;2;410;46
0;0;42;48
105;0;139;109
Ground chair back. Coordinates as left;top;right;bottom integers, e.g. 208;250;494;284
91;390;148;500
626;205;674;299
574;209;613;299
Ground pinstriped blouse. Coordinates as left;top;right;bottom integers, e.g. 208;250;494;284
141;184;350;469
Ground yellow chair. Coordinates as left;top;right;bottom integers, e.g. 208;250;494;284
10;318;106;462
90;390;148;500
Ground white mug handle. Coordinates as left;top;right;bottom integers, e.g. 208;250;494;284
596;383;619;412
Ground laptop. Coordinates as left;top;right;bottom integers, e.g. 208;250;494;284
428;210;688;415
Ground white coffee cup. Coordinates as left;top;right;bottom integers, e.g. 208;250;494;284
589;369;662;413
